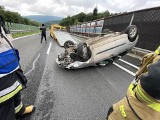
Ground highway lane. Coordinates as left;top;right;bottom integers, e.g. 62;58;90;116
13;33;48;72
30;38;140;119
12;33;53;119
12;34;141;120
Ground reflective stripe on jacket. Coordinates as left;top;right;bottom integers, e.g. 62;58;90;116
155;46;160;55
0;26;22;103
129;81;160;112
0;81;22;103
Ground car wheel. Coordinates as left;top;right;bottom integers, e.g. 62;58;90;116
77;42;89;60
64;40;74;49
125;25;138;42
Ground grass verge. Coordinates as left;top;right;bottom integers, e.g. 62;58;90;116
12;31;40;39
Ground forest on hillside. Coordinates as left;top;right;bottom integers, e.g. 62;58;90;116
60;7;120;26
0;6;39;26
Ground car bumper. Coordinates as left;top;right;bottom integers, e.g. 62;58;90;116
56;58;92;69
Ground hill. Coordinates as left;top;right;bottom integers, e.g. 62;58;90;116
24;15;63;23
44;20;61;27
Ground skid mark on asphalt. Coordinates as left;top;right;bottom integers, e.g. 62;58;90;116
30;47;55;119
24;54;40;76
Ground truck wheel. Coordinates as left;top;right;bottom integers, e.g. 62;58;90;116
125;25;138;42
64;40;74;49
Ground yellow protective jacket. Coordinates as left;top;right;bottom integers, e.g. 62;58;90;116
136;52;160;78
108;53;160;120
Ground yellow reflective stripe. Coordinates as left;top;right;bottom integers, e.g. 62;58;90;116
128;83;134;96
0;81;20;97
138;85;157;103
15;101;23;113
0;85;22;103
119;105;127;117
136;85;160;112
136;85;153;104
155;50;160;55
155;46;160;54
148;103;160;112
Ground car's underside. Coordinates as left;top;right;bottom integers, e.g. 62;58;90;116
56;25;139;69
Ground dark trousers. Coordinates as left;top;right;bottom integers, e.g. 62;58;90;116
41;34;46;42
0;92;25;120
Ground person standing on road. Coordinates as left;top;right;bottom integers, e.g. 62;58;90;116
106;46;160;120
40;24;47;43
0;15;35;120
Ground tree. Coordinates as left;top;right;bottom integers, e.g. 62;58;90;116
60;7;113;27
93;7;98;20
0;6;6;20
73;19;79;25
103;10;110;17
0;6;5;10
5;11;14;23
85;13;93;22
0;6;39;26
77;12;86;22
23;18;30;25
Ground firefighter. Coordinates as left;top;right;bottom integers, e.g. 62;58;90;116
106;46;160;120
0;16;35;120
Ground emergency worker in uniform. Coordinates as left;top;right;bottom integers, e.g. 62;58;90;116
0;16;35;120
40;24;47;43
106;46;160;120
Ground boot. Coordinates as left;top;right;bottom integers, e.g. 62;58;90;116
16;105;35;119
22;105;35;115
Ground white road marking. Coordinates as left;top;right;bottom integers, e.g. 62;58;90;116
47;42;52;54
25;54;40;76
113;62;136;76
119;59;139;69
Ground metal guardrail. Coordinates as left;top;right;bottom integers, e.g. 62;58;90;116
130;47;153;57
5;22;39;33
134;47;153;53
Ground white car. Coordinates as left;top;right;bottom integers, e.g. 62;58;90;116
56;25;139;69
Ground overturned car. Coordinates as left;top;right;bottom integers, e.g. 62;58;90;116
56;25;138;69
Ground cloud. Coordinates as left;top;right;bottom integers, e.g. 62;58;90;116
0;0;160;17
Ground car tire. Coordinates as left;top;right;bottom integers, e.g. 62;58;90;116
64;40;74;49
125;25;138;42
77;42;90;60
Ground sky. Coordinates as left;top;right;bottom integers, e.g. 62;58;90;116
0;0;160;17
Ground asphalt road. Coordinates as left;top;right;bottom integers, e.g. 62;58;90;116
13;33;141;120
